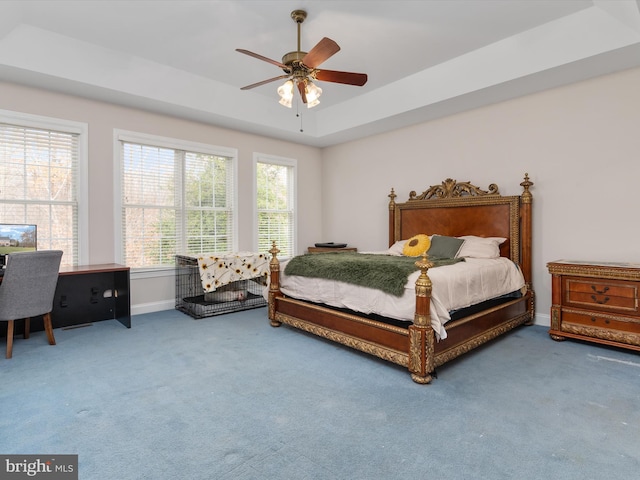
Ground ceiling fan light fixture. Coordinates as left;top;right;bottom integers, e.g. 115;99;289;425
277;80;294;108
237;9;367;111
305;81;322;108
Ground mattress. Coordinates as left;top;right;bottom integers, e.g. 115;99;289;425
268;256;526;340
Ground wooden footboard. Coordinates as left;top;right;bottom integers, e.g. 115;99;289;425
267;244;436;383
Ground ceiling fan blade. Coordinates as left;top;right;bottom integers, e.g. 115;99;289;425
315;69;368;86
302;37;340;69
297;81;308;103
240;75;290;90
236;49;288;70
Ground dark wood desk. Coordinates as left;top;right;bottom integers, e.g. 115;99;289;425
53;263;131;329
1;263;130;333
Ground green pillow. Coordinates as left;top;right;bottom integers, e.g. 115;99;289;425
427;235;465;259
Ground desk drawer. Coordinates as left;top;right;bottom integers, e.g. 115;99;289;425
563;310;640;335
564;278;639;313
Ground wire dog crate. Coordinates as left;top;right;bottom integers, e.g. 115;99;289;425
175;255;267;319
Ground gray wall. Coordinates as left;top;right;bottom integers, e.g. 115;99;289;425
0;81;323;313
2;65;640;324
321;66;640;325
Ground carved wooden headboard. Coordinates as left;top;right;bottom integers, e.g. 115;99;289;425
388;174;533;285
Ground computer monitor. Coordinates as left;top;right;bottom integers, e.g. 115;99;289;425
0;223;37;268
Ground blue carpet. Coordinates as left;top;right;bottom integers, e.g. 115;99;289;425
1;308;639;479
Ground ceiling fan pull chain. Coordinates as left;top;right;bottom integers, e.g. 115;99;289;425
298;104;304;133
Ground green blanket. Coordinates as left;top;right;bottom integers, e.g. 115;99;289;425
284;253;464;297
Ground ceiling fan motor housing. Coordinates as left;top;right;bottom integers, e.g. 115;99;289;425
281;51;310;77
282;51;307;66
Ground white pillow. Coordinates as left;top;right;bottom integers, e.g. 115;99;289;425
457;236;506;259
387;240;407;256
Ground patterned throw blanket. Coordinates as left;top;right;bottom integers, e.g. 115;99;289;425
284;253;463;297
197;252;269;292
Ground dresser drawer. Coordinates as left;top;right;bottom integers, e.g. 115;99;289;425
562;310;640;335
564;277;639;313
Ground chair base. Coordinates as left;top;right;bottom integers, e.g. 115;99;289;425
5;313;56;359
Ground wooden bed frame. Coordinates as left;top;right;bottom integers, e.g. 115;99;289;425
267;174;534;384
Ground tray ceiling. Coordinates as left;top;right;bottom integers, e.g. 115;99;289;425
1;1;640;146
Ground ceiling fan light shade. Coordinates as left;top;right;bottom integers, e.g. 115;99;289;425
278;96;293;108
277;80;294;108
305;81;322;108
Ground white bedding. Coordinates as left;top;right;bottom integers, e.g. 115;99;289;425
268;256;526;340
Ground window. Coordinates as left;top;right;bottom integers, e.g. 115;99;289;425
254;154;297;258
0;109;88;267
115;130;237;272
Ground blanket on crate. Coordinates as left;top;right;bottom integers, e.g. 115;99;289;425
284;252;463;297
197;252;269;293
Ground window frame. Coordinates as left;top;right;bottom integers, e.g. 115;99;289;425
114;129;238;279
0;108;89;266
253;152;297;259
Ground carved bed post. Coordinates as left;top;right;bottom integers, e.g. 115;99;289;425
408;255;435;384
388;188;397;247
519;173;534;324
268;241;283;327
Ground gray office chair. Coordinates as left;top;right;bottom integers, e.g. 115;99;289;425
0;250;63;359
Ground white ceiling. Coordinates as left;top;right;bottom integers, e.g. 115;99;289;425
1;0;640;147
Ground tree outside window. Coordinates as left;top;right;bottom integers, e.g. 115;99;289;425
256;155;296;258
117;131;237;270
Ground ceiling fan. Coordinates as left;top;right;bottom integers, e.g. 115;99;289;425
236;9;368;108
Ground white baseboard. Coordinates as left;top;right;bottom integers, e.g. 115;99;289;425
131;300;174;316
531;312;550;327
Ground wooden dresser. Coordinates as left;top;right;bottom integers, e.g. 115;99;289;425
307;246;357;253
547;260;640;351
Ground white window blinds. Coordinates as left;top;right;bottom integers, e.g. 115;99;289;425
256;156;296;258
0;120;81;266
184;151;235;254
118;132;236;270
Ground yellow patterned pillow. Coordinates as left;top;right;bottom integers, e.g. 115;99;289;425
402;234;431;257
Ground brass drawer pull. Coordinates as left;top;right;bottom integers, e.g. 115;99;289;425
591;285;609;295
590;317;610;324
590;294;610;304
